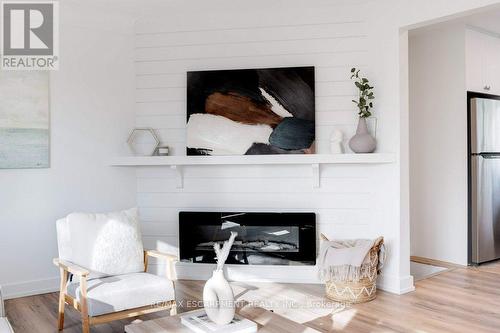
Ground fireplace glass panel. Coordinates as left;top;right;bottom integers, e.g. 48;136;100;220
179;212;316;266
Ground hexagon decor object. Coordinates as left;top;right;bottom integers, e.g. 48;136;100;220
127;128;160;156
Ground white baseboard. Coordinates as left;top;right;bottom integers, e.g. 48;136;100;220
377;273;415;294
2;277;60;300
176;263;415;294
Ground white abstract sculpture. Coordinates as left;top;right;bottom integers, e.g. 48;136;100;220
330;129;344;154
203;232;238;325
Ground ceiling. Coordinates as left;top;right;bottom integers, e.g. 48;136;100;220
465;10;500;35
66;0;500;33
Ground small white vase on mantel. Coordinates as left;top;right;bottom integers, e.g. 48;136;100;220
349;117;377;153
203;232;238;325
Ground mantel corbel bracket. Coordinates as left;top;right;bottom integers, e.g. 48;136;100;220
312;163;320;188
170;165;183;188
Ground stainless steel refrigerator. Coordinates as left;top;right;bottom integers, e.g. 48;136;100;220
470;96;500;264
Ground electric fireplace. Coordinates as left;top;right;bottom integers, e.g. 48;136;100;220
179;212;316;266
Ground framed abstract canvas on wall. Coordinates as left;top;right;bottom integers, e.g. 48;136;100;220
187;66;315;155
0;72;50;169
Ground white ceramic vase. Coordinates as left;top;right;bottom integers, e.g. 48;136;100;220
348;117;376;153
203;270;235;325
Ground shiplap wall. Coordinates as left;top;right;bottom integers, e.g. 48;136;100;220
133;0;393;284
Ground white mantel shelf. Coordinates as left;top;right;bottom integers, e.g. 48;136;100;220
109;153;396;188
110;153;395;166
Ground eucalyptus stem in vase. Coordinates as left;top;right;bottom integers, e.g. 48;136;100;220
348;68;377;153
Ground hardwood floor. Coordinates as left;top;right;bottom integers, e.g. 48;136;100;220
6;261;500;333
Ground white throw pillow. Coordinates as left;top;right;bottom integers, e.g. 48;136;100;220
57;208;144;277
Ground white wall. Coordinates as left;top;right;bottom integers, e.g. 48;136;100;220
134;0;500;294
409;24;469;265
0;3;137;298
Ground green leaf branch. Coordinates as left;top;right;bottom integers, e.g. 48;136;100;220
350;68;374;118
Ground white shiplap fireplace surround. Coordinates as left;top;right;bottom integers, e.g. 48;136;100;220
113;155;397;287
126;0;415;295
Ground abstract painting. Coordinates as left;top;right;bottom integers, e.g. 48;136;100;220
187;66;315;155
0;71;49;168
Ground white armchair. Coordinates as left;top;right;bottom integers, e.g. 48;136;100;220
0;287;14;333
54;208;177;333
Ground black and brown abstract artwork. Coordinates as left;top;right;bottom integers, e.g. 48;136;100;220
186;66;315;155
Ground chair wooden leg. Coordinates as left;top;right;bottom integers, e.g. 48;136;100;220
170;302;177;316
58;269;68;331
80;275;90;333
82;316;90;333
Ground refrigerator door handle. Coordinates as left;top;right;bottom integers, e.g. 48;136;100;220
472;153;500;159
481;155;500;159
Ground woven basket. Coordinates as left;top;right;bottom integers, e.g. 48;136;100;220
321;234;384;304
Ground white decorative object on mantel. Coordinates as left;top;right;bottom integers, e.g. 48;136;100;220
127;128;160;156
203;232;238;325
330;129;344;154
156;146;169;156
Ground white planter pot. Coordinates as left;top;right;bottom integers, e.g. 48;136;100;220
348;117;376;153
203;270;235;325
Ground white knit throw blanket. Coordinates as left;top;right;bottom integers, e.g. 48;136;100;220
319;239;375;282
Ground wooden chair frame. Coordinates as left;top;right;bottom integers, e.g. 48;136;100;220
53;250;178;333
